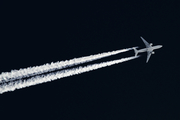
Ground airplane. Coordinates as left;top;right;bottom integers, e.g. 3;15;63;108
133;36;162;63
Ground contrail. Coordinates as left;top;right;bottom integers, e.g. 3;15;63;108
0;47;134;83
0;55;139;94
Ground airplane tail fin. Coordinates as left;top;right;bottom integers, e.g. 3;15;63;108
133;47;138;56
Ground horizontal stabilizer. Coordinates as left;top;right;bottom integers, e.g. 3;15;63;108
133;47;138;56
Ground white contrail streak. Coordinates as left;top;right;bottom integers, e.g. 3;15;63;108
0;55;139;94
0;47;134;83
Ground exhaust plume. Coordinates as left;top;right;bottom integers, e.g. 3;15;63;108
0;48;134;83
0;55;139;94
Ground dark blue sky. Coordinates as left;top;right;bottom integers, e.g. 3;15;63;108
0;1;179;119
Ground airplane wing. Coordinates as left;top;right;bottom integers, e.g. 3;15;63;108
146;51;152;63
140;36;150;48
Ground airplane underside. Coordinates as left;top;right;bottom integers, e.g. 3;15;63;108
133;37;162;63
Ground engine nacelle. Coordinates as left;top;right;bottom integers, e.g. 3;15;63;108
150;43;153;46
152;51;155;54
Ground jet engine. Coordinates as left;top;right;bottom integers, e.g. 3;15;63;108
152;51;155;54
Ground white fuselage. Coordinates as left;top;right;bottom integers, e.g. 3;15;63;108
137;45;162;53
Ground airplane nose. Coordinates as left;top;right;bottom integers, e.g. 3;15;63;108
158;45;162;48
